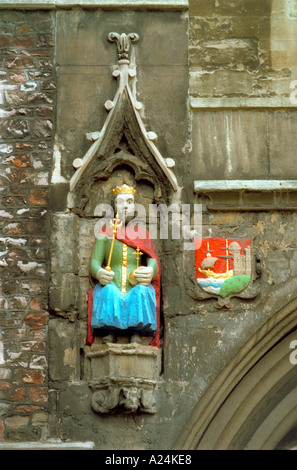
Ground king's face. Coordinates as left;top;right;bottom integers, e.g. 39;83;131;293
115;193;135;219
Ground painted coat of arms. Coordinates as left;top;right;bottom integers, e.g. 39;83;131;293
195;238;255;307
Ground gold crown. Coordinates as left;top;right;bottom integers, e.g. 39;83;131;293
112;184;137;196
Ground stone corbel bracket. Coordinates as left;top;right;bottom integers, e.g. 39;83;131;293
67;32;178;212
84;343;162;414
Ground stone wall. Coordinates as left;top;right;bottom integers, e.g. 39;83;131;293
0;0;297;450
189;0;297;102
45;7;191;449
189;0;297;182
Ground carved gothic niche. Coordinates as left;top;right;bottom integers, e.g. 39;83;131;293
74;33;178;415
67;32;178;217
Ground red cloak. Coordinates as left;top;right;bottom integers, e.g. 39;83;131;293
86;224;161;348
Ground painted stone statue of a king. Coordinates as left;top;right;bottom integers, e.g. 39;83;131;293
86;184;161;348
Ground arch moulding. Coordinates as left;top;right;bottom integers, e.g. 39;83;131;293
174;296;297;450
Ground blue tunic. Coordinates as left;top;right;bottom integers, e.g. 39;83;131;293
91;282;157;336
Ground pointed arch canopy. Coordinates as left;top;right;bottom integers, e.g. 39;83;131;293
67;33;178;214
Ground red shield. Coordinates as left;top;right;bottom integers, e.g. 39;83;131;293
195;238;251;298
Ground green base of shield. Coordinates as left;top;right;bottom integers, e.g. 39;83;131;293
219;275;251;298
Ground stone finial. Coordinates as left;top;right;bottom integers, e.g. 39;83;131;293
108;32;139;62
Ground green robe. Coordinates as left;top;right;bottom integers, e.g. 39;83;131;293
90;234;158;292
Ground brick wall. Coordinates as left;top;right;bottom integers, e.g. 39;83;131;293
0;9;55;441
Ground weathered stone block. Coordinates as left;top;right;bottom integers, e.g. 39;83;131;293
48;183;69;212
190;70;253;97
0;34;11;47
189;0;271;17
49;273;79;311
268;112;297;179
189;0;217;16
12;34;35;49
265;252;291;285
55;67;113;178
5;91;27;105
1;10;27;24
56;382;94;441
36;33;54;48
87;343;161;381
6;426;42;442
48;318;79;382
5;119;30;140
289;250;297;277
79;218;96;256
84;343;161;414
50;213;78;273
230;16;271;39
189;16;232;43
189;39;259;71
77;277;90;318
288;0;297;18
191;110;269;180
5;56;36;69
27;93;54;105
24;312;47;329
32;119;53;139
28;189;48;206
5;415;29;428
241;191;275;207
209;191;241;208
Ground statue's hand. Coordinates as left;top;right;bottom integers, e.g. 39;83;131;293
134;266;154;286
97;267;114;286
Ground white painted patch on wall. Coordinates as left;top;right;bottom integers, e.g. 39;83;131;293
0;237;27;246
287;0;297;18
17;261;46;276
17;261;39;272
0;83;17;105
17;208;30;215
0;210;13;218
51;138;67;184
0;340;5;365
20;81;38;92
0;144;13;154
0;108;16;118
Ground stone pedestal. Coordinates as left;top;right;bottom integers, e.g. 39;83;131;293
84;343;162;414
